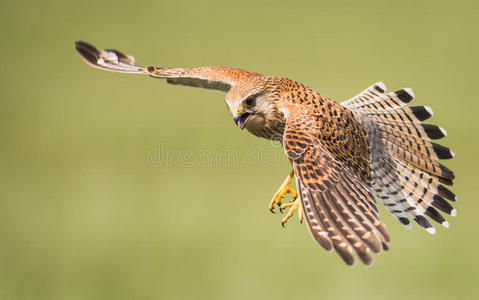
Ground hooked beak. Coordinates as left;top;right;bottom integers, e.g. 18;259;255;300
233;112;251;130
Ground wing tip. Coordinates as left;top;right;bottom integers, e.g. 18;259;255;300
334;244;355;266
75;40;100;66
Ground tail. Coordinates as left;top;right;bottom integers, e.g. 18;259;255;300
341;83;456;234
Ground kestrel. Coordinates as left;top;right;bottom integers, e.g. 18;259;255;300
75;41;457;265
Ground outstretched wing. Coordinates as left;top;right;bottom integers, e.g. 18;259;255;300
281;105;390;265
75;41;261;92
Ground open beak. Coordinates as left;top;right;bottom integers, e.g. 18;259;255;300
233;112;251;130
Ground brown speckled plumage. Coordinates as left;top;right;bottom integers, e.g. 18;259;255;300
75;41;456;266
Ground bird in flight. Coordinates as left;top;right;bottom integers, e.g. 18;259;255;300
75;41;457;266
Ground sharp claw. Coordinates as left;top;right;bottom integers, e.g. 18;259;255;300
276;202;283;213
270;172;300;225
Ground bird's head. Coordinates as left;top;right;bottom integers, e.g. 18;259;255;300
225;78;278;132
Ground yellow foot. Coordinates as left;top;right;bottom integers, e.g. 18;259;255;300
269;170;298;214
280;198;303;227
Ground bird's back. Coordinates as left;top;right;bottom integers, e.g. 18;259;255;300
276;77;372;182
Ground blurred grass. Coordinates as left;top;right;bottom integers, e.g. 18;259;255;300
0;0;478;299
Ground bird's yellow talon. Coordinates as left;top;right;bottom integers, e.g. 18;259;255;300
280;201;296;210
280;197;302;226
269;169;298;215
289;188;298;199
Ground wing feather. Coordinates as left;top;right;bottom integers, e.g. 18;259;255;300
282;105;390;265
75;41;261;92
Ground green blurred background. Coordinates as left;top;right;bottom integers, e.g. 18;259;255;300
1;0;477;299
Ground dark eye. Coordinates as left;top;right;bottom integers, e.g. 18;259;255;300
245;95;256;106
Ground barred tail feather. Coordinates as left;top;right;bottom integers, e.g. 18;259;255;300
342;83;456;233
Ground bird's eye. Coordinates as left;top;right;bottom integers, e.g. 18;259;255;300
245;96;256;106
